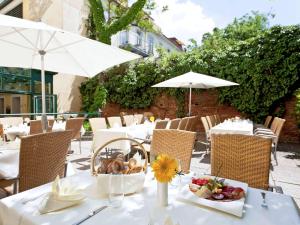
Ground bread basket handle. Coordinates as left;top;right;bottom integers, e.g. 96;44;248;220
91;137;148;176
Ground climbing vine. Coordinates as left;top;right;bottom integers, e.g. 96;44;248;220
80;13;300;122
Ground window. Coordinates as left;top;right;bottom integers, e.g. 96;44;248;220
148;36;154;54
136;31;143;46
120;31;128;45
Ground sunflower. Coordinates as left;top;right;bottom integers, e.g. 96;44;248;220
151;154;178;183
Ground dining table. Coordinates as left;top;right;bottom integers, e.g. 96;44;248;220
4;125;29;141
91;122;155;153
0;141;20;179
0;170;299;225
210;119;253;135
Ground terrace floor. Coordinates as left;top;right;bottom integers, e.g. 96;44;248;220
1;140;300;208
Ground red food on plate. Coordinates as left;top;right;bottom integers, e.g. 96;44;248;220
190;178;245;201
192;178;209;186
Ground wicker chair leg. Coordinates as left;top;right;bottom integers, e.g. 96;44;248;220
13;180;18;194
79;133;82;154
273;145;278;166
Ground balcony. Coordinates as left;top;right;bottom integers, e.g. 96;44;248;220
118;31;154;57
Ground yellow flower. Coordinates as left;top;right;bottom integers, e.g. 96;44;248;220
151;154;178;183
149;116;155;122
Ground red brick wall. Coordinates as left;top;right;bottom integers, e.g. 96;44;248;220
102;90;300;143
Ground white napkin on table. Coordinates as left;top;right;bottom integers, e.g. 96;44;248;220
39;176;85;214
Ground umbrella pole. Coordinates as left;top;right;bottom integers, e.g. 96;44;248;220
189;83;192;116
39;50;48;132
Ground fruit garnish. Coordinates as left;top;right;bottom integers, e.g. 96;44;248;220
212;193;225;200
190;178;245;201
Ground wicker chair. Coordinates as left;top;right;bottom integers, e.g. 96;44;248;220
214;115;221;125
206;116;213;129
264;116;273;128
200;117;211;153
123;115;135;126
134;114;144;124
107;116;122;128
18;131;72;192
185;116;198;131
0;123;3;140
65;118;85;154
211;134;272;190
169;118;181;129
255;117;279;134
29;120;52;135
178;117;189;130
150;129;196;173
155;120;169;129
89;118;107;134
255;118;286;165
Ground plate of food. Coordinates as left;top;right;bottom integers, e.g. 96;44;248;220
177;176;248;217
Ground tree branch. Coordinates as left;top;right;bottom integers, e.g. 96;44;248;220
88;0;106;31
107;0;147;35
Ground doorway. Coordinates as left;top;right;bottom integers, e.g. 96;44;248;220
0;98;4;114
11;96;21;114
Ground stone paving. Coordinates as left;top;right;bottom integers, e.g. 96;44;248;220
1;140;300;209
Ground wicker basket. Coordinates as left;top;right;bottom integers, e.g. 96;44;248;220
91;137;148;195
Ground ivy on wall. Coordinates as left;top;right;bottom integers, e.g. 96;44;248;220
80;14;300;122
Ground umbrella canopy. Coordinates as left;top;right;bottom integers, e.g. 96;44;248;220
152;71;239;115
0;14;140;130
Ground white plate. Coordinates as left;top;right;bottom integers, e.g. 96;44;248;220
177;176;248;217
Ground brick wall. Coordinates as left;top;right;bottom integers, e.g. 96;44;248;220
102;90;300;143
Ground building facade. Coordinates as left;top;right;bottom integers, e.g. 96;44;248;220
0;0;183;113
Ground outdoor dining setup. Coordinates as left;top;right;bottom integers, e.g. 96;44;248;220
0;13;298;225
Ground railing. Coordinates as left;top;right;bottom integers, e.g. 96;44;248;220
0;112;101;119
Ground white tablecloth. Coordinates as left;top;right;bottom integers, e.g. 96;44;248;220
0;141;20;179
0;171;299;225
91;123;155;152
4;125;29;141
210;120;253;135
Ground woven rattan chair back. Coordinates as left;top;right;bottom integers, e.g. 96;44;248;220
201;117;210;140
123;115;135;126
211;134;272;190
107;116;122;128
206;116;213;129
214;115;221;125
264;116;273;128
155;120;169;129
185;116;198;131
0;123;3;138
270;117;280;133
89;118;107;133
150;129;196;173
209;115;216;127
178;117;189;130
274;118;286;139
30;120;53;135
65;118;85;139
18;131;72;192
169;118;181;129
134;114;143;124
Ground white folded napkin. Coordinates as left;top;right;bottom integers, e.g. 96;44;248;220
39;176;85;214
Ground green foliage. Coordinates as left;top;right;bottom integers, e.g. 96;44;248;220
81;13;300;122
295;89;300;128
79;76;107;113
88;0;150;44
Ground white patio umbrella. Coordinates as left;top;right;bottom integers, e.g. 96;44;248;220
152;71;239;116
0;14;140;131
